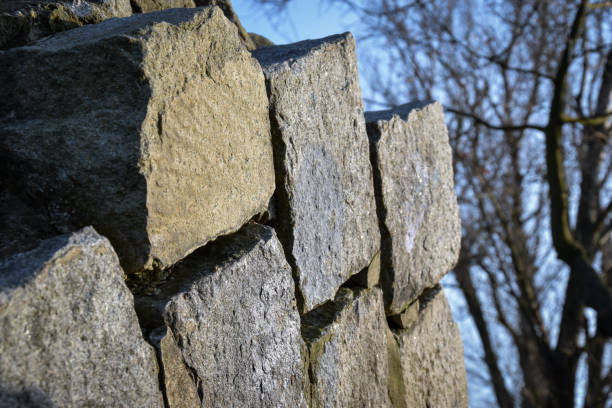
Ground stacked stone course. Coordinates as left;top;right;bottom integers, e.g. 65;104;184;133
0;3;468;407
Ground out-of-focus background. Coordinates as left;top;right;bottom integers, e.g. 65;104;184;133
234;1;612;407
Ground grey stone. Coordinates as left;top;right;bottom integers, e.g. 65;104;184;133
135;223;306;408
0;0;132;49
302;287;392;408
0;227;163;407
394;287;469;408
0;7;275;273
254;33;381;313
366;101;461;314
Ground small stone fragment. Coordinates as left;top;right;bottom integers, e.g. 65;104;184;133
254;33;381;312
302;287;392;408
0;7;275;273
134;223;306;408
0;0;132;49
345;250;380;289
0;227;163;407
394;287;468;408
366;101;461;314
389;299;419;329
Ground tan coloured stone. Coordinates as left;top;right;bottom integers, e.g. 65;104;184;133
0;7;275;273
389;299;419;329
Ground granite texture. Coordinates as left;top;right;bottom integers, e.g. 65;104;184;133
0;227;163;407
135;223;306;408
302;287;392;408
394;287;469;408
366;101;461;314
254;33;380;312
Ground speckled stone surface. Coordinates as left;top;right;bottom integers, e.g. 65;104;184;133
135;224;306;408
394;287;468;408
301;287;392;408
366;101;461;314
254;33;380;313
0;227;163;407
0;7;275;273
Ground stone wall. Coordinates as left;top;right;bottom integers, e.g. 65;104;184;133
0;3;468;407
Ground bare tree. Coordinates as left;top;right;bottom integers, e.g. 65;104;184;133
248;0;612;406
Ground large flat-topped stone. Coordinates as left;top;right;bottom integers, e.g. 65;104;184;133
253;33;381;313
0;0;132;49
394;287;468;407
0;7;275;273
302;287;392;407
0;227;163;407
134;223;306;408
365;101;461;314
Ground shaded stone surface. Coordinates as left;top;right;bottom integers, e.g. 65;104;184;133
394;286;468;408
135;223;305;408
254;33;380;312
0;0;132;49
0;227;163;407
366;101;461;314
130;0;195;13
302;287;392;408
0;7;274;273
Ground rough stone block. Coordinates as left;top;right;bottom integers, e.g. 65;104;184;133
254;34;381;312
0;7;275;273
365;101;461;314
302;287;392;408
134;223;306;408
0;0;132;49
0;227;163;407
390;286;468;407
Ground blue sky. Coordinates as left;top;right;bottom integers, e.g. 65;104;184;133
232;0;356;45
